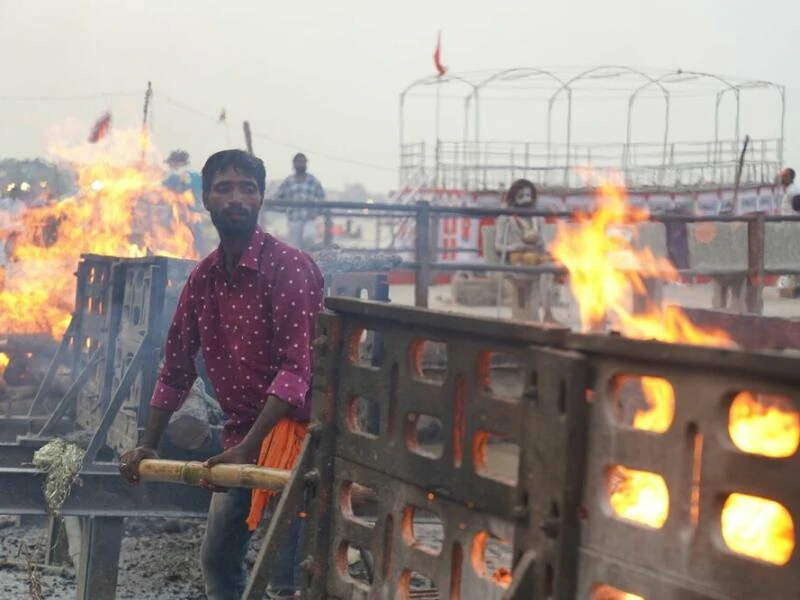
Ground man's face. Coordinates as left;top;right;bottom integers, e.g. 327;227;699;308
293;156;307;175
203;167;262;237
781;169;794;187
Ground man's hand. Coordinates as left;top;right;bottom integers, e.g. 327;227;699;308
522;230;541;244
199;442;260;493
119;447;158;485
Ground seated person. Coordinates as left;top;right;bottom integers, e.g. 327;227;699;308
494;179;553;321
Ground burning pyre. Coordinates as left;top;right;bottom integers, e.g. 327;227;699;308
551;183;798;574
0;129;200;340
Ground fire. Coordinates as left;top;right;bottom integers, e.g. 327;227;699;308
607;466;669;529
552;182;797;564
592;584;644;600
0;128;200;339
722;493;794;565
0;351;8;376
729;392;799;458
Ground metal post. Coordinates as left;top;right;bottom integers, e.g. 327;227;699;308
323;208;334;249
398;92;406;189
45;515;70;565
463;95;471;190
546;97;555;169
434;139;441;191
714;92;722;182
779;86;787;168
415;201;431;308
27;318;75;417
732;135;751;214
564;88;573;186
746;214;765;314
661;93;671;186
75;516;124;600
243;121;254;154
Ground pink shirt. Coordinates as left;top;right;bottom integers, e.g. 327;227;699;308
150;226;323;449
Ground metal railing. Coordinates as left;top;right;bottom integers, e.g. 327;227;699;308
264;197;800;313
399;138;782;190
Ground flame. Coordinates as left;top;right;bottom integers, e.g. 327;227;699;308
607;466;669;529
722;493;794;565
0;351;8;376
552;182;797;563
0;128;199;339
729;392;800;458
592;584;645;600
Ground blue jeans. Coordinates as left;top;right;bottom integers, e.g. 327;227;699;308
200;488;304;600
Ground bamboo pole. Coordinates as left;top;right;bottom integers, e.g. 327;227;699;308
139;459;288;490
138;459;376;504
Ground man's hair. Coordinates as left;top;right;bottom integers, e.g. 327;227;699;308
293;153;307;161
786;168;796;181
201;150;266;198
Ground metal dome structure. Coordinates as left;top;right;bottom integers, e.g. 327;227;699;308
398;66;785;191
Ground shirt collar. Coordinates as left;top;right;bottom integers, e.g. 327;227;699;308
210;226;267;274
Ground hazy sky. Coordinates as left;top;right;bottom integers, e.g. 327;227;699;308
0;0;797;192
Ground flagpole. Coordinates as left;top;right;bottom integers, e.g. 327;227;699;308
433;30;444;190
140;81;152;167
435;74;441;190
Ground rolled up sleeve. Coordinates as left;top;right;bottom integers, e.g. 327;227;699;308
150;277;200;412
265;254;324;409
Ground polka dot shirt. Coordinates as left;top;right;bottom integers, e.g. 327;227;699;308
150;227;324;449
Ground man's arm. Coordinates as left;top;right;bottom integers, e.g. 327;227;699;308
206;254;324;465
274;178;289;203
120;278;201;483
313;177;325;202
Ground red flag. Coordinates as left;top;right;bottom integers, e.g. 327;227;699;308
88;112;112;144
433;31;447;76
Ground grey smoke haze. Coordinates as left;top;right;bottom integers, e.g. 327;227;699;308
0;0;797;192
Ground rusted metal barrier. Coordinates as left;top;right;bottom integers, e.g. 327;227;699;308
261;297;800;600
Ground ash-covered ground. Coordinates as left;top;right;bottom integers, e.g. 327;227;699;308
0;514;511;599
0;516;214;599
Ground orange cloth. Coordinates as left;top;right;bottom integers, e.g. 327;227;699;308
245;417;309;531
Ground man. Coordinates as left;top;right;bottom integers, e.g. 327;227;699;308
274;153;325;250
776;168;800;297
162;150;203;209
120;149;323;600
162;150;209;254
779;167;800;215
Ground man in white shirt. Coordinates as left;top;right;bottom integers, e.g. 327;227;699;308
780;168;800;215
